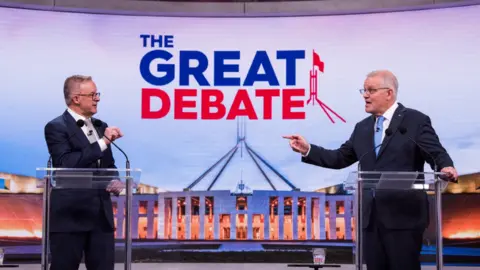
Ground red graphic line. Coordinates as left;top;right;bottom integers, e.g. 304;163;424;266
311;68;346;123
308;67;346;124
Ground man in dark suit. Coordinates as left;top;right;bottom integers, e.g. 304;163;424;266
283;70;458;270
44;75;124;270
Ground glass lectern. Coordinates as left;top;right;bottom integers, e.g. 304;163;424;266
36;168;141;270
344;171;450;270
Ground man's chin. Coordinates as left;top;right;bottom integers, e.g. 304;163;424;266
365;104;372;113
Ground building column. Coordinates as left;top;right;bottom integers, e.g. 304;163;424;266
319;195;326;240
116;197;125;239
292;195;298;240
247;212;253;240
199;195;205;239
306;196;312;240
157;196;164;239
171;196;177;239
185;195;191;240
147;198;155;239
313;197;320;240
278;196;284;240
329;198;337;240
131;198;139;239
264;208;270;240
214;204;220;240
230;212;236;240
345;198;352;240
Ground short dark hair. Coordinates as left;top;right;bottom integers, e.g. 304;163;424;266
63;75;93;105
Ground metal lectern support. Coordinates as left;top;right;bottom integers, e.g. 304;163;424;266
41;170;51;270
435;178;443;270
125;166;132;270
354;173;363;270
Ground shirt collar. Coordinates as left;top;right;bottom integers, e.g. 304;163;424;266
381;102;398;121
67;108;90;123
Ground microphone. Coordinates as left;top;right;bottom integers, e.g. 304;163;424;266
91;119;130;172
76;119;85;128
398;126;455;183
92;119;131;197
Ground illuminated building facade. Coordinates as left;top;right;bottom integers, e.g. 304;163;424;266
1;171;480;241
156;189;353;241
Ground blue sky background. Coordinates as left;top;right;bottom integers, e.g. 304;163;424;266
0;5;479;192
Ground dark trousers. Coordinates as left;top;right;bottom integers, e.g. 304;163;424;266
364;203;425;270
49;214;114;270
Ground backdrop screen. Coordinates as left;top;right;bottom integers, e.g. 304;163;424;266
1;5;479;191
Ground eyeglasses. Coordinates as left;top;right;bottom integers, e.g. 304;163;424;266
359;87;390;95
77;92;101;100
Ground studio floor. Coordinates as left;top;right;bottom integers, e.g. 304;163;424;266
7;264;479;269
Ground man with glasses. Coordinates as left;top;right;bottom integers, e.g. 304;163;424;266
44;75;124;270
283;70;457;270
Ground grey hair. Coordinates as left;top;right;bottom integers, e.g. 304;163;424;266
366;70;399;94
63;75;93;105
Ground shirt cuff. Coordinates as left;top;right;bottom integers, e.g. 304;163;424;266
98;138;107;152
302;144;311;157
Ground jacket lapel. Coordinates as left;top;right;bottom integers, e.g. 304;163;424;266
376;104;407;160
62;110;90;147
91;117;105;139
366;115;376;157
357;115;377;165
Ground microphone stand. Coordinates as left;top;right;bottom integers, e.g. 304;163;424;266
101;140;132;270
92;119;132;270
398;127;444;269
103;138;132;270
125;159;132;270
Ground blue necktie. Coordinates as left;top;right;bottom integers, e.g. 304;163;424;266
374;116;385;156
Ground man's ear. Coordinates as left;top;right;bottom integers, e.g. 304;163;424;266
387;89;395;100
71;96;79;105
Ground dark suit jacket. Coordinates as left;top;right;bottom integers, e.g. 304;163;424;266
44;110;117;233
302;103;453;230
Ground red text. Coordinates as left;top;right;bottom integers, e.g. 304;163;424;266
141;88;305;120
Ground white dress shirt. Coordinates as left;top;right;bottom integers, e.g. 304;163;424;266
67;108;107;152
375;102;398;143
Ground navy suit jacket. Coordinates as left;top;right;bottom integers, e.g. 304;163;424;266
44;110;117;233
302;103;454;230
